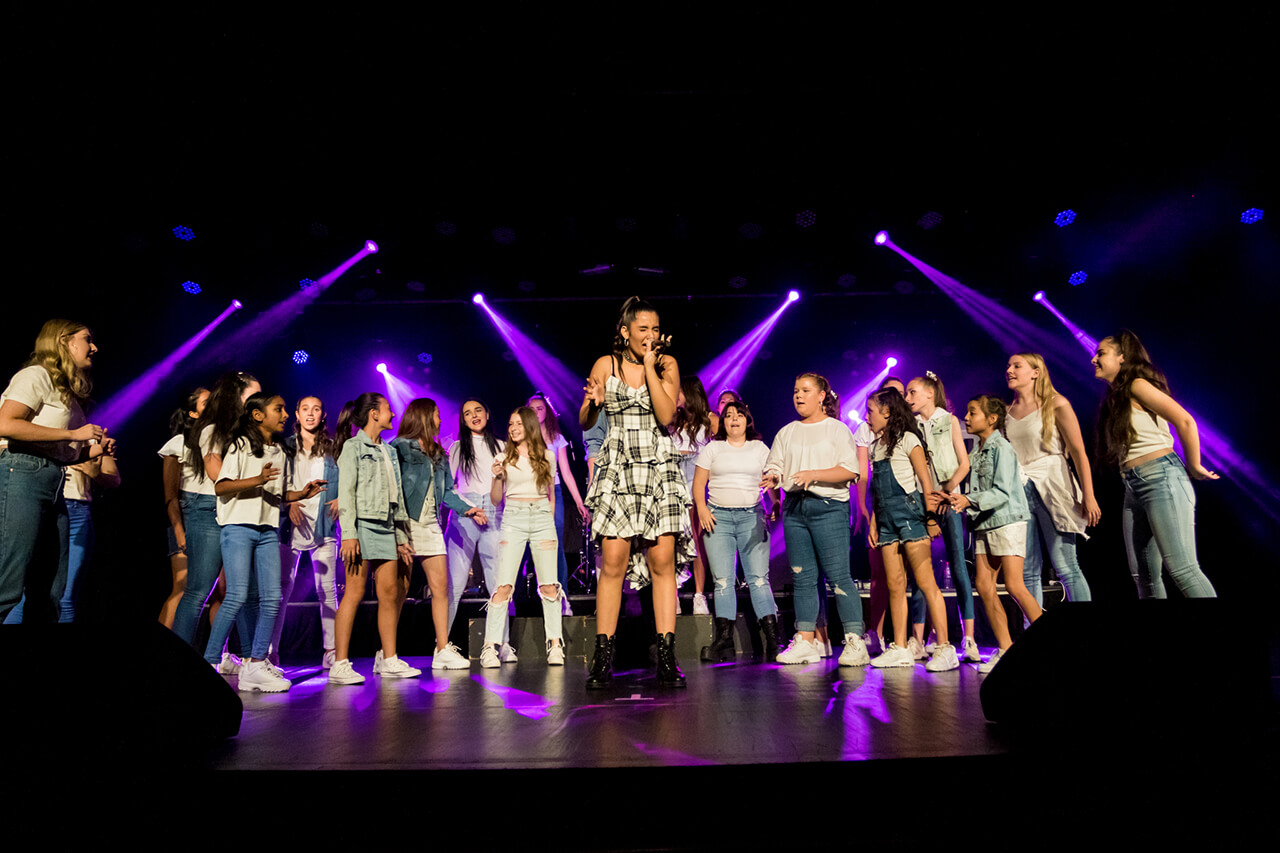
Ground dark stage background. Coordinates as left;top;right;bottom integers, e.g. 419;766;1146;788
3;8;1276;624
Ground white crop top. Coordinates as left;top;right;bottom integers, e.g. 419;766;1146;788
501;449;555;500
1125;406;1174;463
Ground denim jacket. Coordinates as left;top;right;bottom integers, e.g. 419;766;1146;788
965;431;1030;531
391;437;472;527
337;430;410;544
279;434;340;542
920;410;961;483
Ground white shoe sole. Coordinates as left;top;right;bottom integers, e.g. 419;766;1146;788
379;668;422;679
433;659;471;670
329;674;365;685
870;657;915;668
238;680;289;693
838;654;870;667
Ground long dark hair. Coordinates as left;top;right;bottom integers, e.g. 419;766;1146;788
169;386;208;438
714;399;763;441
611;295;667;378
292;395;336;460
186;371;258;481
796;372;840;419
397;398;445;461
869;387;928;457
454;397;502;481
672;375;712;446
1096;329;1171;466
229;392;281;459
335;392;385;459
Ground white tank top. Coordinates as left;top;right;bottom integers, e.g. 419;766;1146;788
1125;405;1174;463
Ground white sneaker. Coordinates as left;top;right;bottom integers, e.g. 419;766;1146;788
961;636;981;663
547;640;565;666
263;659;287;680
238;659;290;693
863;632;884;657
692;593;710;615
870;643;915;668
480;644;501;669
499;642;519;663
328;658;365;685
907;636;928;660
322;649;336;670
218;652;243;675
977;647;1005;674
433;643;471;670
925;643;960;672
378;655;422;678
373;649;384;674
776;634;822;665
838;633;870;667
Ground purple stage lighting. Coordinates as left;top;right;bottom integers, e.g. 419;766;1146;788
376;362;387;374
232;299;243;309
292;350;309;365
1033;291;1046;302
378;364;460;443
1055;210;1077;227
874;231;889;246
579;264;613;276
886;356;898;367
840;358;896;424
94;300;241;432
787;290;800;302
698;292;800;398
1068;271;1088;286
1241;208;1263;224
472;293;485;305
364;240;379;254
836;273;856;289
1032;292;1098;353
172;225;195;241
181;280;201;295
417;352;433;365
298;278;315;291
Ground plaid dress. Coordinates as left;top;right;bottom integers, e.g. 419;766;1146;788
585;374;696;587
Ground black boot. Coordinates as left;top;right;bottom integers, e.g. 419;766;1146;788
760;614;780;663
586;634;615;690
701;617;736;662
656;632;686;688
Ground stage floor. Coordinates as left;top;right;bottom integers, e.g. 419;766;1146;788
209;649;1011;772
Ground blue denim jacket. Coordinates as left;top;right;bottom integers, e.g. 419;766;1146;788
279;434;340;542
965;431;1030;531
337;430;409;543
391;437;472;527
583;409;610;463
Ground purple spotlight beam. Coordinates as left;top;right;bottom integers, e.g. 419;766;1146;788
1032;292;1097;353
698;292;799;398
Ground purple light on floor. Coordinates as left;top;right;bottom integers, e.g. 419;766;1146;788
474;299;587;439
196;242;375;370
1032;292;1097;353
698;293;799;398
472;675;556;721
94;300;241;431
631;742;718;766
472;293;485;305
873;230;889;246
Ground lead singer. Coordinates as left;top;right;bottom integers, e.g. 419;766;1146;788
580;296;694;688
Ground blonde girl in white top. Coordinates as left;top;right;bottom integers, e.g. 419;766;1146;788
484;406;564;666
1006;353;1098;607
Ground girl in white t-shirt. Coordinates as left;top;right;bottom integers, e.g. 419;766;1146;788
211;392;326;693
0;320;108;624
865;387;957;672
158;387;209;629
483;406;564;666
693;399;779;661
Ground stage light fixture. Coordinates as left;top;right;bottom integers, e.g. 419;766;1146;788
729;276;747;289
1033;290;1046;302
364;240;379;254
182;280;201;295
1241;208;1263;224
232;299;243;309
472;293;485;305
886;356;898;367
1055;210;1077;227
917;212;943;230
836;273;856;288
418;352;433;365
376;362;387;373
787;290;800;302
436;221;457;236
874;231;889;245
796;210;816;228
492;227;516;244
172;225;195;241
292;350;309;365
298;278;315;290
1068;271;1088;286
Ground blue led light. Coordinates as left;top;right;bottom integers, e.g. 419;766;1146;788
1241;208;1263;224
292;350;309;365
181;280;201;294
917;211;942;230
172;225;195;241
796;210;816;228
417;352;433;365
1068;271;1088;286
299;278;315;290
1055;210;1076;227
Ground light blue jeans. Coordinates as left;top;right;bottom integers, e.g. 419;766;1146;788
783;492;863;635
1121;454;1216;599
703;503;776;620
446;492;503;631
484;501;562;646
0;449;68;624
1023;480;1092;606
205;523;281;664
172;492;256;656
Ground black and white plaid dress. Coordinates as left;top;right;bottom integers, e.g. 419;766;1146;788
585;373;696;587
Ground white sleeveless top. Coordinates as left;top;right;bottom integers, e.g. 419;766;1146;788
1006;406;1087;537
1125;406;1174;463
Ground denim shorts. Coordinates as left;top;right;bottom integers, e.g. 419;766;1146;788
355;517;399;562
875;491;930;546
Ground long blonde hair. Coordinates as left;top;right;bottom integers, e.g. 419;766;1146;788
26;319;92;404
1013;352;1059;449
502;406;553;492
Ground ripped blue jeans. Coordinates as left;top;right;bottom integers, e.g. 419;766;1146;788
703;503;776;620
